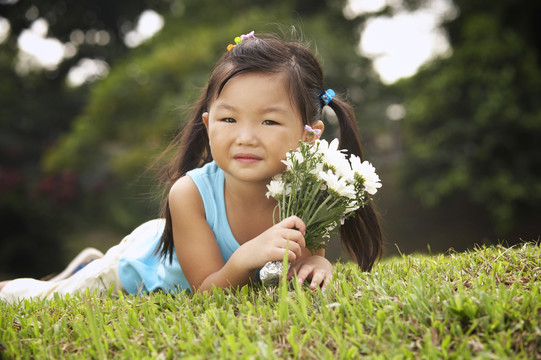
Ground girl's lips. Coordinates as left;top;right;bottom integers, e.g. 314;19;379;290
234;153;262;163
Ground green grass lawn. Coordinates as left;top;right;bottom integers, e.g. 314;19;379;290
1;243;540;359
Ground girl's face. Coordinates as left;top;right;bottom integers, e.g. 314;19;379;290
203;72;320;185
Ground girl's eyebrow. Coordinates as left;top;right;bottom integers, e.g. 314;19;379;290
260;105;288;114
215;102;288;114
214;102;235;111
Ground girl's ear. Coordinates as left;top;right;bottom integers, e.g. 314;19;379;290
202;112;209;130
303;120;325;143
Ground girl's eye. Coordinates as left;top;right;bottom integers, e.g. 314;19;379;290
221;118;236;123
262;120;279;125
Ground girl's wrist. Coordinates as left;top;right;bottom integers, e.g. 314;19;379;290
228;248;260;277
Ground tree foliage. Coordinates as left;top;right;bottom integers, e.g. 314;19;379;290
0;0;173;277
398;0;541;232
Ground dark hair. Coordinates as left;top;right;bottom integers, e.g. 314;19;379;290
156;34;382;271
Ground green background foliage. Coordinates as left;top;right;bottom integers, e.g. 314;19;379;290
397;0;541;233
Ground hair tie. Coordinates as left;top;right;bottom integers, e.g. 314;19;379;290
320;89;335;105
227;31;255;51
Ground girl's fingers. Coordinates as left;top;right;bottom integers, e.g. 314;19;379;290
281;216;306;236
294;264;315;285
309;270;328;290
287;262;300;280
283;229;306;249
286;249;298;262
321;275;332;291
284;241;302;258
287;264;332;290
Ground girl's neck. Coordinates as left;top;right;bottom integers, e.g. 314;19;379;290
223;177;275;210
223;176;278;244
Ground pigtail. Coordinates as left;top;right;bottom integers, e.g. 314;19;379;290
156;100;213;263
328;98;383;271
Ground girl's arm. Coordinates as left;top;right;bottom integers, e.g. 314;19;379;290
169;176;307;291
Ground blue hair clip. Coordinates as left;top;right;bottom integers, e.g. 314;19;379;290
320;89;335;105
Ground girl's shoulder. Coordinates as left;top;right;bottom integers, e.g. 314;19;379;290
169;175;204;216
186;161;221;178
169;161;223;217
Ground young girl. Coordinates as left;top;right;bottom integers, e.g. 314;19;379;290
0;32;382;302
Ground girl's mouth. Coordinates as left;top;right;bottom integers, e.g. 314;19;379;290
234;153;262;164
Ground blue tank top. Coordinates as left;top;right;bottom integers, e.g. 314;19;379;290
117;161;240;294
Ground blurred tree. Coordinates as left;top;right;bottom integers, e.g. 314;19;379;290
0;0;171;277
397;0;541;233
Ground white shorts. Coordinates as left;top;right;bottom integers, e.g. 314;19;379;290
0;230;135;303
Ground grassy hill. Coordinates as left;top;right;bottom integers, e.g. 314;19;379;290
1;243;539;359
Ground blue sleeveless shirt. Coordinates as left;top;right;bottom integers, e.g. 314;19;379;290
117;161;240;294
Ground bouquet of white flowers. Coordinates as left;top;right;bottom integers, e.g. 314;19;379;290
259;126;382;284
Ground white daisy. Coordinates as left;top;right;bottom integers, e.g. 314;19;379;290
344;201;360;214
317;139;350;178
350;155;382;195
266;178;287;198
318;170;356;199
281;150;304;170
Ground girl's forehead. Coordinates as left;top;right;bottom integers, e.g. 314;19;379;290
211;72;295;110
221;72;288;93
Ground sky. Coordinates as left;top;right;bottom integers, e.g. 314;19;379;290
0;9;164;86
346;0;456;83
0;0;455;86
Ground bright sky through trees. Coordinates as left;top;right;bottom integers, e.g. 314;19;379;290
0;1;455;85
347;0;455;83
0;9;163;86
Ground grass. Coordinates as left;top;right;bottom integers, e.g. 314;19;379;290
1;242;540;359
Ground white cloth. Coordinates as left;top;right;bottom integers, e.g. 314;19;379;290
0;225;143;303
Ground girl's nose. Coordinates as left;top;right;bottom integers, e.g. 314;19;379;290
236;124;259;146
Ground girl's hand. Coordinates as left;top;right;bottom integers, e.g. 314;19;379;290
287;255;333;290
239;216;307;271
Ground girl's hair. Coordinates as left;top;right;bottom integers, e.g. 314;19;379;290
157;33;382;271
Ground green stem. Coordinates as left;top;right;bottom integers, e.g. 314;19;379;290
305;196;341;228
303;181;325;221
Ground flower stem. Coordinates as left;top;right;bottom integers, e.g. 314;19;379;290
305;195;334;228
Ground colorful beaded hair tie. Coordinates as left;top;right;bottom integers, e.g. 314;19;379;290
227;31;255;51
320;89;335;105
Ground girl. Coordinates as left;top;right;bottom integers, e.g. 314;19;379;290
0;32;382;302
